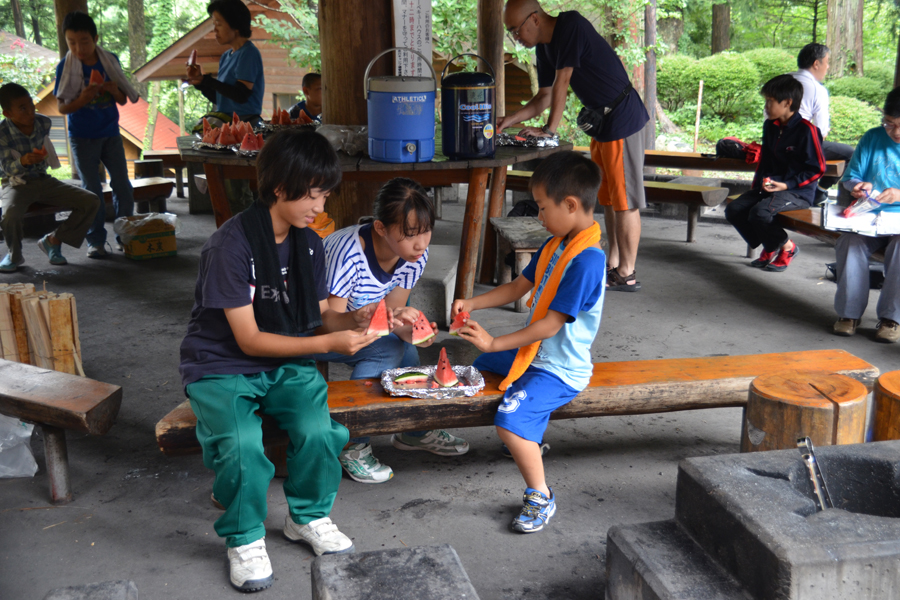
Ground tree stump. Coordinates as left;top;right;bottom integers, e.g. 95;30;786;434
874;370;900;441
741;371;867;452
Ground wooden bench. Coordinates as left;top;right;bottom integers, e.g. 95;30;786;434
143;150;187;198
17;177;175;220
506;170;729;243
0;359;122;504
155;349;878;456
490;216;560;312
644;150;847;178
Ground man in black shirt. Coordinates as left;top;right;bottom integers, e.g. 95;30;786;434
498;0;649;291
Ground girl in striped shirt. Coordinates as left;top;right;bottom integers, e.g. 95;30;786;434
317;178;469;483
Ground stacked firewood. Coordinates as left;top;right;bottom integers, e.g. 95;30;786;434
0;283;83;376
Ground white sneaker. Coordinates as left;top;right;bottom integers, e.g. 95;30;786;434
227;538;273;592
283;516;354;556
86;244;107;258
339;443;393;483
391;430;470;456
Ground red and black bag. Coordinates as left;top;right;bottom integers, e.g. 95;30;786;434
715;137;762;164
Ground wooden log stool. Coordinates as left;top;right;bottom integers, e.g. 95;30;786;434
740;371;868;452
873;370;900;441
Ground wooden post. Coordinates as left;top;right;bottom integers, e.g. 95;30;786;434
741;371;867;453
43;425;73;504
318;0;393;229
477;0;505;118
693;80;703;153
874;371;900;441
644;0;657;152
53;0;88;57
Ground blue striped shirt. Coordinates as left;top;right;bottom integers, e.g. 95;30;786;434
323;224;428;311
0;114;52;180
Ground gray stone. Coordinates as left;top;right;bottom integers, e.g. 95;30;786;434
409;244;458;328
311;544;480;600
43;580;138;600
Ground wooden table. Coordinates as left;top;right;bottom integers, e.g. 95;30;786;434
177;136;572;299
644;149;846;178
143;149;187;198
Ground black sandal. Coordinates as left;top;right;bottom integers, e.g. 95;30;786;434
606;267;641;292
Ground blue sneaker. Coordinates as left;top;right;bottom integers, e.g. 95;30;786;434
511;487;556;533
37;235;67;265
0;253;24;273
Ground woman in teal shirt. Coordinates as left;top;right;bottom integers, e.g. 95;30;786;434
187;0;265;125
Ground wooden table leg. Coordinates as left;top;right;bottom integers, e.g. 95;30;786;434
42;425;72;504
175;167;185;198
687;204;699;243
455;167;491;300
203;163;233;228
479;166;508;285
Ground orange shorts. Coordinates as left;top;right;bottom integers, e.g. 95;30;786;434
590;129;647;211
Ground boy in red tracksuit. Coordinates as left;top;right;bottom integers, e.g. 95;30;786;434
725;74;826;272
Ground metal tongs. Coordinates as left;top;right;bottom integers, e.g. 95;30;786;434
797;437;833;511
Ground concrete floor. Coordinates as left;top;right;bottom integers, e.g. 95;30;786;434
1;187;898;600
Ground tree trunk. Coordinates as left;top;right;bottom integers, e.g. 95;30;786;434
644;0;657;151
11;0;28;38
178;85;186;135
127;0;148;96
826;0;863;76
895;34;900;88
658;17;683;54
143;81;161;153
477;0;505;118
54;0;88;57
29;2;43;46
711;2;730;54
318;0;392;229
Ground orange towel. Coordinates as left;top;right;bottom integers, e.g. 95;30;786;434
499;221;602;391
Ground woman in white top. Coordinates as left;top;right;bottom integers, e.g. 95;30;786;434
316;178;469;483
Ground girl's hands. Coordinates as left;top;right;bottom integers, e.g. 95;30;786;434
457;319;494;352
392;306;420;326
353;301;395;331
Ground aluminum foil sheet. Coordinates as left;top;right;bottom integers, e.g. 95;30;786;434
191;140;237;152
496;132;560;148
253;123;318;135
380;365;485;399
233;148;261;158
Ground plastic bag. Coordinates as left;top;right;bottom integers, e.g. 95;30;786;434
317;125;368;156
843;190;884;218
113;212;182;244
0;414;38;478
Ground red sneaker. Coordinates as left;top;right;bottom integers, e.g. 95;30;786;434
750;248;778;268
765;242;799;272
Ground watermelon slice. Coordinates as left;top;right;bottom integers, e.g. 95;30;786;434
256;133;265;148
233;111;241;125
239;132;259;152
202;117;212;136
393;372;429;388
187;49;198;66
434;347;458;388
366;299;390;336
411;311;435;346
448;311;470;336
218;123;238;146
33;147;48;158
202;127;219;144
89;69;105;86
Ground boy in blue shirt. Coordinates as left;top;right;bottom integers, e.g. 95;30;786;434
832;87;900;342
1;83;99;272
54;11;139;258
725;74;826;272
454;150;606;533
180;128;381;592
288;73;322;122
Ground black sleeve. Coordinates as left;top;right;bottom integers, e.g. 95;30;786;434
196;74;253;105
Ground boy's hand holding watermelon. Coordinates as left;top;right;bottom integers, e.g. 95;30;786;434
454;318;493;352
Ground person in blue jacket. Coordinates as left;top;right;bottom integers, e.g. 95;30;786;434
725;74;826;273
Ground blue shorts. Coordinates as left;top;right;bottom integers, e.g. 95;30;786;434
473;350;581;443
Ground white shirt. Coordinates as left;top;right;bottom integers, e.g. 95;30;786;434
792;69;830;138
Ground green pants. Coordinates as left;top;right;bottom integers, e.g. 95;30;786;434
186;361;349;548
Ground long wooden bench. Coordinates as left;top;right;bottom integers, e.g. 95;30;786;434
644;150;846;178
156;349;878;456
143;150;187;198
506;170;729;243
0;359;122;504
15;176;175;220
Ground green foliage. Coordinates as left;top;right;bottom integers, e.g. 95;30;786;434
254;0;321;73
828;96;883;145
859;61;895;91
741;48;796;87
0;45;53;96
826;77;886;109
695;51;759;120
657;54;699;110
669;103;762;144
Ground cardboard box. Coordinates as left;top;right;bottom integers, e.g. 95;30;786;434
119;215;178;260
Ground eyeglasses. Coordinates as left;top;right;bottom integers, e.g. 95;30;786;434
506;11;537;45
883;119;900;131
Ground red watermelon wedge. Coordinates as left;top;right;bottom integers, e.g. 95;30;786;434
239;132;259;152
411;311;435;346
448;311;470;336
89;69;105;86
187;49;198;66
366;299;390;336
434;347;458;388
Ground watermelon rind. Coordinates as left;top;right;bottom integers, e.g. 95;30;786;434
448;311;470;336
393;372;429;384
411;312;435;346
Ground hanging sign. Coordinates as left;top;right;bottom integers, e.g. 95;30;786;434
392;0;433;77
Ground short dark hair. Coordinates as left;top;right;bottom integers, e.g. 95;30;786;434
207;0;252;38
62;11;98;38
797;43;829;70
884;87;900;118
255;129;341;207
0;83;30;111
761;74;803;112
530;151;602;213
371;178;434;237
302;73;321;89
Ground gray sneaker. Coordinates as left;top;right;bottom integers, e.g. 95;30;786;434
876;319;900;343
833;318;859;337
339;443;393;483
87;244;108;259
391;430;469;456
